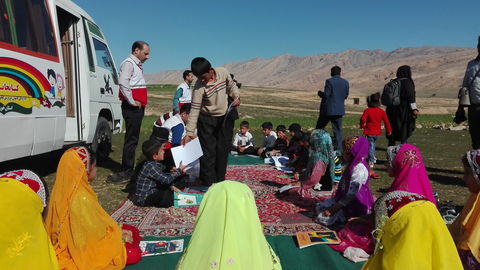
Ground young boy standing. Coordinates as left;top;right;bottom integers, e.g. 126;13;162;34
134;139;186;207
257;122;277;157
182;57;240;186
232;121;255;155
360;92;392;177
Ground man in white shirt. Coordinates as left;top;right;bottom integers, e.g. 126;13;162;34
172;70;194;114
108;41;150;184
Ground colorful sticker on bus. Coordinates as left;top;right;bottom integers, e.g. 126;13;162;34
0;57;64;115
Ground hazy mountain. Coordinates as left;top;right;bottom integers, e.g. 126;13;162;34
145;46;477;94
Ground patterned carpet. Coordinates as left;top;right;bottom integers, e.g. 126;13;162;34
111;164;328;236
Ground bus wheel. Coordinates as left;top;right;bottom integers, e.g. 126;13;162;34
92;117;112;161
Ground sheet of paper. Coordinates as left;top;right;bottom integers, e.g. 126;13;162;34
171;137;203;168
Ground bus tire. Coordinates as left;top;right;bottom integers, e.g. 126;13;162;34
92;116;112;161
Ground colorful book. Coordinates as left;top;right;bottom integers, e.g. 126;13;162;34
139;239;184;256
174;192;204;207
296;231;341;248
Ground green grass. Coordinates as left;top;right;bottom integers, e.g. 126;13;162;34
1;85;471;213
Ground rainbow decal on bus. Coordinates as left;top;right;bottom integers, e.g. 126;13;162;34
0;57;53;114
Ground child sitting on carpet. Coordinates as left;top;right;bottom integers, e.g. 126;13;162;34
282;129;336;208
269;125;290;156
133;139;186;207
450;149;480;269
315;136;375;227
286;123;302;160
256;121;277;158
176;181;282;269
232;120;255;155
289;132;311;180
45;147;142;268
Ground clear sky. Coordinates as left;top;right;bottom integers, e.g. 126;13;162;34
74;0;479;73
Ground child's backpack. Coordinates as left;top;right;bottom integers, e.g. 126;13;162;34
381;78;407;107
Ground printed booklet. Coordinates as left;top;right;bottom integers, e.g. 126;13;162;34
174;192;204;207
139;239;184;256
295;231;340;248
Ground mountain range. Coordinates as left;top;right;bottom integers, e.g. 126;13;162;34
145;46;477;95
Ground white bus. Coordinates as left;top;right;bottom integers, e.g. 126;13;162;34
0;0;122;162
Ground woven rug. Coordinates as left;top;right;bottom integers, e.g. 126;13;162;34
111;164;328;236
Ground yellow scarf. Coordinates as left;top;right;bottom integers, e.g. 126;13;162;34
363;200;462;270
0;177;58;269
45;148;126;269
176;180;282;270
450;192;480;262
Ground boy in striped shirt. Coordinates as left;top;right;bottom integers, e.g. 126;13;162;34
182;57;240;186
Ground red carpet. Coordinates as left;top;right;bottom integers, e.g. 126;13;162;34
111;165;328;236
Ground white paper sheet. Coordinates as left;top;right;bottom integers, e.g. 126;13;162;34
171;137;203;168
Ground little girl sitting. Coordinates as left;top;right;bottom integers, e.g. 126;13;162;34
315;136;375;227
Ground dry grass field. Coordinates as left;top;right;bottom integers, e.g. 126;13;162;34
1;84;471;213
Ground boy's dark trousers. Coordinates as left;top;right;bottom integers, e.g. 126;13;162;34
197;113;234;186
231;145;256;155
469;105;480;149
121;101;145;173
144;180;186;208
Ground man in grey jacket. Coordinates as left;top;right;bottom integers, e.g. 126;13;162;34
316;66;349;151
463;36;480;148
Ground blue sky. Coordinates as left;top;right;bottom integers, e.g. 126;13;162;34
75;0;479;73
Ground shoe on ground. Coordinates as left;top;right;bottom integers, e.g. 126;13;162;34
107;171;132;184
370;172;380;179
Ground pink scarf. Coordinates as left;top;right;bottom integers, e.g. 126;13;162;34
387;144;436;205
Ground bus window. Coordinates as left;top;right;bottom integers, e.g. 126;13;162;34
0;1;11;44
9;0;56;57
92;38;118;84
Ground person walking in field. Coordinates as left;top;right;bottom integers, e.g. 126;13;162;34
461;37;480;149
385;65;418;146
108;41;150;184
172;70;194;114
360;92;392;178
316;66;349;152
181;57;240;186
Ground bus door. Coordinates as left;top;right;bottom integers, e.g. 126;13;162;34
56;7;82;142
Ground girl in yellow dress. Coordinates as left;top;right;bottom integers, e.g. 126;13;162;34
362;145;462;270
450;149;480;269
0;169;58;269
45;147;127;269
176;180;282;270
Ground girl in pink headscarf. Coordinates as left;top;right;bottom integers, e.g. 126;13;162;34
330;144;437;262
385;144;436;204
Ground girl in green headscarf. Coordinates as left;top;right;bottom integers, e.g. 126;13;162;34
176;181;281;270
282;129;336;207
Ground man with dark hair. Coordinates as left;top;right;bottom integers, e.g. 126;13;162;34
316;65;349;151
107;41;150;183
172;70;194;113
462;36;480;149
182;57;240;186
